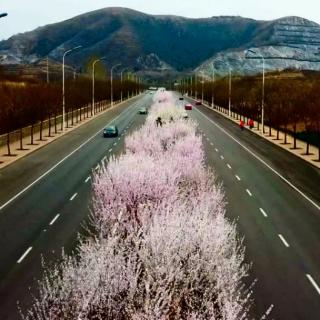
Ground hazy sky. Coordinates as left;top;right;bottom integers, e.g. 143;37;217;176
1;0;320;40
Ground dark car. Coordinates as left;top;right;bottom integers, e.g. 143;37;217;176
138;107;148;115
179;97;184;101
103;126;119;138
195;101;202;106
185;103;193;110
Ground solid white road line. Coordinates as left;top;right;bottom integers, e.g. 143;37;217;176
306;274;320;295
215;148;219;152
17;247;32;264
85;176;91;183
95;164;100;170
246;189;253;197
109;148;113;153
113;142;117;146
260;208;268;218
102;156;107;161
0;98;144;212
236;175;241;181
70;193;78;201
210;143;214;146
194;107;320;212
220;155;224;160
49;214;60;226
227;164;232;169
278;234;290;248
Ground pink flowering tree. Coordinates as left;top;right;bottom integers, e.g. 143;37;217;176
23;90;257;320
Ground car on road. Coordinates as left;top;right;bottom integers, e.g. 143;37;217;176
185;103;193;110
179;97;184;101
182;112;189;119
103;125;119;138
195;101;202;106
138;107;148;115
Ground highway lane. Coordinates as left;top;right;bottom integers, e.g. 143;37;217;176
0;93;152;319
186;99;320;319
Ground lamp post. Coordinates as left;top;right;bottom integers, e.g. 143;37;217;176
120;68;129;102
62;45;82;131
245;49;265;132
228;68;232;117
92;57;106;116
110;63;121;108
201;73;204;104
211;64;215;108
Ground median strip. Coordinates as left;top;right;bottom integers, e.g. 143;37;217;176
17;247;32;264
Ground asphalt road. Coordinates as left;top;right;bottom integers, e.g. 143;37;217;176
1;91;320;319
0;93;153;319
183;96;320;319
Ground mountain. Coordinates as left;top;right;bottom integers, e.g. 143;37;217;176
1;8;320;79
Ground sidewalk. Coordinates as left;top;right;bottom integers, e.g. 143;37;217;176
190;97;320;169
0;96;139;170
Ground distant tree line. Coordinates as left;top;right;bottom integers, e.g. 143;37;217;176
182;73;320;161
0;74;142;155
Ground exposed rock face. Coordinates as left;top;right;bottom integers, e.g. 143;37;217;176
197;16;320;77
0;9;320;79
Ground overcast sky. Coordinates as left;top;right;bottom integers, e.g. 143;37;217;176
1;0;320;40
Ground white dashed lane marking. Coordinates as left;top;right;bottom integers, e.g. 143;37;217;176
17;247;32;264
278;234;290;248
49;214;60;226
70;193;78;201
306;274;320;295
260;208;268;218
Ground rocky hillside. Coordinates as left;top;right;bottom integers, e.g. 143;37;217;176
198;16;320;77
0;8;320;78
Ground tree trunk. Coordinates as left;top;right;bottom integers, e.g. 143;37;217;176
293;124;297;149
39;120;43;141
276;128;280;140
306;141;310;155
48;115;52;137
284;124;288;144
6;132;11;156
54;113;57;134
19;128;23;150
31;124;34;145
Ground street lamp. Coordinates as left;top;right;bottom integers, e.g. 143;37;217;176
201;73;204;104
228;67;232;117
62;45;82;131
110;63;121;108
245;49;265;132
92;57;106;116
120;67;130;102
211;64;215;108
